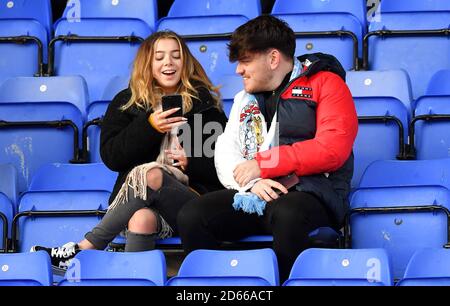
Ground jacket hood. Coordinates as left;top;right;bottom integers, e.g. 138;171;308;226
297;53;346;82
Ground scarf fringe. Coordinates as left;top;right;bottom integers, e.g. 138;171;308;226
158;215;173;239
109;162;188;212
232;192;267;216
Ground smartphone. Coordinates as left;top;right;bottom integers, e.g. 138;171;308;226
162;94;183;118
274;174;300;194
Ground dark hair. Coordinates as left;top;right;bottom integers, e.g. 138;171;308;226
228;15;296;62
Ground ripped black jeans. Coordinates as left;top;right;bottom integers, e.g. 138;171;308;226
85;171;198;251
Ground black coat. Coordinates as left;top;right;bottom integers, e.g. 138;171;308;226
100;86;228;204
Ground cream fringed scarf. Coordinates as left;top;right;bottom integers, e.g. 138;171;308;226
108;126;188;239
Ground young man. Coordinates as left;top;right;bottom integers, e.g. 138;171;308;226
177;15;358;283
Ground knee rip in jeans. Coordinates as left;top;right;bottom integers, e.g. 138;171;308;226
125;208;173;239
146;168;163;191
128;208;158;233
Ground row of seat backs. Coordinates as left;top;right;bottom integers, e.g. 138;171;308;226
4;0;448;35
1;0;368;36
0;160;340;253
0;249;165;286
0;0;366;90
1;67;448;190
286;247;450;286
1;67;447;124
2;0;449;97
2;163;337;252
6;247;449;286
2;159;450;283
1;0;259;37
0;0;157;36
0;247;387;286
6;158;450;229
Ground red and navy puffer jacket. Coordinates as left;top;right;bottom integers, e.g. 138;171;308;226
255;53;358;227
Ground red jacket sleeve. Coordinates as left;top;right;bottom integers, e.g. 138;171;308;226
255;71;358;178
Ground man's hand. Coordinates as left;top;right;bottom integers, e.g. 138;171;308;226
233;159;261;187
250;179;288;202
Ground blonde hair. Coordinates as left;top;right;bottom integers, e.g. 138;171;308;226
122;31;221;112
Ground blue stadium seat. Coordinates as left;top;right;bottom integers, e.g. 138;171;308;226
0;76;88;117
219;74;243;117
272;0;367;70
0;76;88;193
366;2;450;99
0;192;12;251
398;248;450;286
347;70;413;116
157;15;247;84
0;163;17;209
0;251;52;286
380;0;450;13
13;163;116;253
62;0;157;32
413;98;450;160
15;201;108;253
283;248;393;286
168;0;261;19
352;159;450;279
58;250;166;286
349;185;450;281
85;76;129;163
426;70;450;96
346;71;411;187
27;163;117;192
51;19;150;102
411;70;450;160
0;20;47;84
0;164;16;250
272;0;367;29
166;248;279;286
0;0;52;40
358;159;450;189
239;228;341;248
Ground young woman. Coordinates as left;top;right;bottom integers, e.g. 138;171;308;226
31;31;227;274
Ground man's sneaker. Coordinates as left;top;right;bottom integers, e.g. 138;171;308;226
30;242;80;275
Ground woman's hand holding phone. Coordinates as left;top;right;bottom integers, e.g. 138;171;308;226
149;108;187;133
